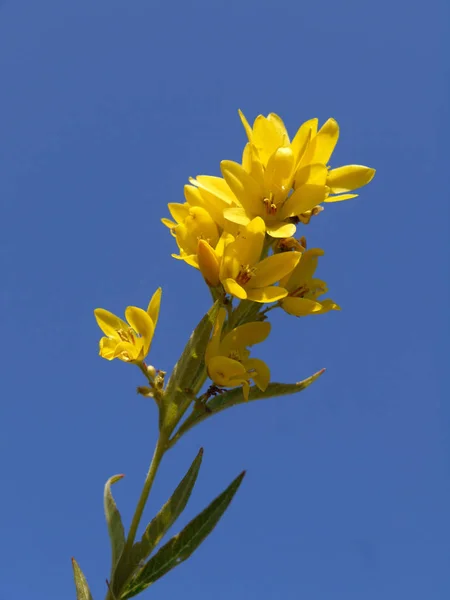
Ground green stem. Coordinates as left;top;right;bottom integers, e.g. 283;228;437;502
124;432;168;550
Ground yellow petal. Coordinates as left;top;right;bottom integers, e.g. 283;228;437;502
244;357;270;391
220;321;271;355
252;114;288;164
316;299;341;313
113;340;143;362
294;163;328;188
291;119;317;166
238;109;253;141
267;113;289;142
265;221;297;238
183;184;203;207
327;165;375;194
241;380;250;401
279;248;324;290
125;306;155;357
264;146;294;196
241;143;265;183
246;286;288;303
161;217;176;229
215;231;235;261
311;118;339;163
208;355;247;387
281;297;324;316
223;207;251;226
220;160;263;215
222;278;247;300
191;175;236;206
280;184;326;218
175;206;219;255
224;216;265;272
197;240;220;287
168;202;190;223
324;193;358;203
242;142;252;173
147;288;162;325
99;337;118;360
94;309;128;338
250;252;301;288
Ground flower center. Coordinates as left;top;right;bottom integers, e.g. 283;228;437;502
290;282;326;299
236;264;256;286
228;349;242;362
117;328;137;345
263;194;277;216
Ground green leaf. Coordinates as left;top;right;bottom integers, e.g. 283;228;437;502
162;302;220;428
104;474;126;572
72;558;94;600
111;450;203;595
139;447;203;556
121;470;245;598
172;369;325;444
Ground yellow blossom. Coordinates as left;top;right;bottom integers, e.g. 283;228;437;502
94;289;162;363
205;307;271;400
198;217;301;302
220;110;375;233
162;201;219;268
278;249;340;316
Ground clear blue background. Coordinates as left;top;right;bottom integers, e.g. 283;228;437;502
0;1;449;599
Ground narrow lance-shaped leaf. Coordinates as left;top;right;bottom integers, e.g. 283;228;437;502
135;447;203;562
111;450;203;595
121;471;246;599
104;474;126;572
171;369;325;445
163;301;220;422
72;558;94;600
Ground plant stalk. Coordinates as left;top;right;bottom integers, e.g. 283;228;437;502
125;432;168;551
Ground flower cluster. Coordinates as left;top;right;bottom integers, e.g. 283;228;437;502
95;110;374;401
86;109;375;600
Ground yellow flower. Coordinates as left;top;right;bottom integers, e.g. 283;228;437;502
205;307;271;400
279;249;340;316
162;200;219;268
94;288;162;363
198;217;301;302
218;111;375;233
186;177;240;231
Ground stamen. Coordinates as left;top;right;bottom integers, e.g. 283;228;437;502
236;264;255;285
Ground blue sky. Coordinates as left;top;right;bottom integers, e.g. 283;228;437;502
0;1;449;599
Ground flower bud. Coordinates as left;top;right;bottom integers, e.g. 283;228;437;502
197;239;220;287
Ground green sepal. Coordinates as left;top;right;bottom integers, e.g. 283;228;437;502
104;474;126;574
72;558;94;600
111;450;203;596
121;470;246;598
171;369;325;445
161;301;220;433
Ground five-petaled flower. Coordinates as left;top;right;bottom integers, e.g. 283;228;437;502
205;307;271;400
198;217;301;302
279;249;340;317
215;110;375;236
94;288;162;363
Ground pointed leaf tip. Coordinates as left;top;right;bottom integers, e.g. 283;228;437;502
114;446;205;592
104;474;126;573
122;470;245;598
72;558;94;600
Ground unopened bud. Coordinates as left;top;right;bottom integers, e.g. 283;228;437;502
146;364;157;378
154;370;166;390
197;239;220;287
137;386;154;398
